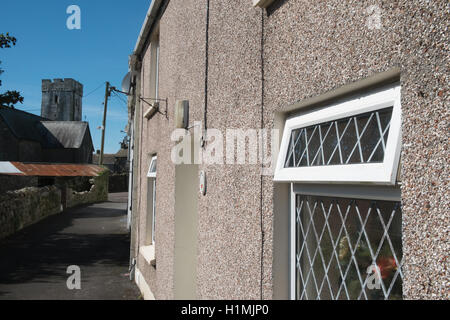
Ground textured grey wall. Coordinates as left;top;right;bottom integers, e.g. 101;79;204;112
132;0;449;300
134;0;207;300
262;0;448;300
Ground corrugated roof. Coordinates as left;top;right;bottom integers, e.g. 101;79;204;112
0;162;23;175
0;162;106;177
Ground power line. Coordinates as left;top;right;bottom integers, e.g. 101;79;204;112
112;90;128;107
83;82;105;98
113;91;128;105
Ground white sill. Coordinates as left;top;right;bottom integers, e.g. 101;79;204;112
139;245;155;265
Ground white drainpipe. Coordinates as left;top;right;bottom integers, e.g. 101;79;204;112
127;116;135;231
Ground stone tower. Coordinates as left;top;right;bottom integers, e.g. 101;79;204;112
41;78;83;121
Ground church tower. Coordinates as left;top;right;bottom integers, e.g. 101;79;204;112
41;78;83;121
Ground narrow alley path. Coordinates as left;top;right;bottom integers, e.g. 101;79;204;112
0;193;141;300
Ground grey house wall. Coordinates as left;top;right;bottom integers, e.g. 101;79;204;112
131;0;448;300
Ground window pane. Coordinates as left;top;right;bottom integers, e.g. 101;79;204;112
295;194;403;300
285;107;393;167
150;158;157;173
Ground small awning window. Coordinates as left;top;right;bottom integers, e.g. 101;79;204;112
147;156;157;178
274;84;402;185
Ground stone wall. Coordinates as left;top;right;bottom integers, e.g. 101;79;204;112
64;176;92;192
0;186;61;240
0;171;109;241
66;171;109;208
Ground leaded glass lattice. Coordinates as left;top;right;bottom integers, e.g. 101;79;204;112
295;194;403;300
285;107;393;168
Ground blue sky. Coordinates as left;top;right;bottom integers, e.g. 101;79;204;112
0;0;151;153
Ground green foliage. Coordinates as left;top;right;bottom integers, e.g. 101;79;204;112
0;90;23;108
0;33;17;48
98;168;110;177
0;33;23;108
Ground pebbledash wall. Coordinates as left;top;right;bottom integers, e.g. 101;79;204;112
129;1;448;300
0;173;109;240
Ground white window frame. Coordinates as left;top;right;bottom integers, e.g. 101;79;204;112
274;84;402;185
147;156;157;245
140;156;158;264
147;156;157;178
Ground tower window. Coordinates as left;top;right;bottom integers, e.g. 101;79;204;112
55;95;59;104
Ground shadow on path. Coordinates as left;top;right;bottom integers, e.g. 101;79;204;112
0;193;140;300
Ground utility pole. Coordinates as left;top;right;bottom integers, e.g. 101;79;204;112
100;81;110;165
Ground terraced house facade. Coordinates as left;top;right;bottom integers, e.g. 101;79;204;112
126;0;448;300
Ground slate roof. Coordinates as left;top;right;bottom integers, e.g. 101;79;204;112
115;148;128;158
0;108;93;151
0;107;47;144
40;121;91;149
92;154;116;165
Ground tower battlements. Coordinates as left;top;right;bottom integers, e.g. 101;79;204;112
41;78;83;121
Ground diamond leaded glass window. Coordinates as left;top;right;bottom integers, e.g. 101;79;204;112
274;84;402;184
285;107;393;168
295;194;403;300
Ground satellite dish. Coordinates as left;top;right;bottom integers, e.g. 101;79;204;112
121;71;137;94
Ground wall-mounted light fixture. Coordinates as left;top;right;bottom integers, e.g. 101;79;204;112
144;101;160;119
140;97;168;120
253;0;276;8
174;100;189;129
